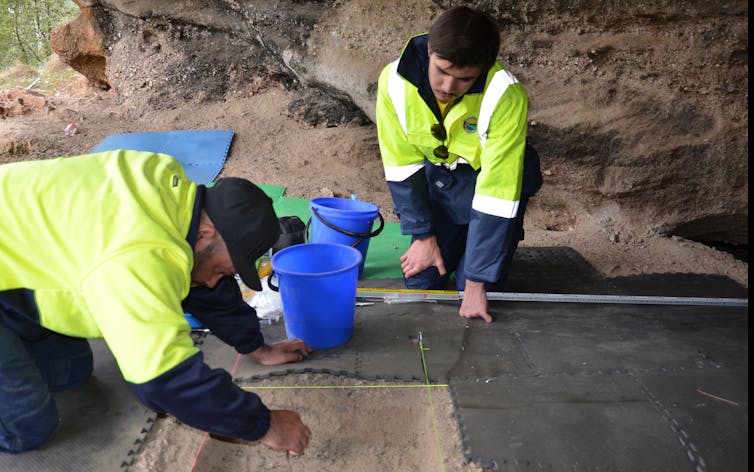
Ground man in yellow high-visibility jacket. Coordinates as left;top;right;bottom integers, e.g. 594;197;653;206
0;150;312;455
376;6;542;322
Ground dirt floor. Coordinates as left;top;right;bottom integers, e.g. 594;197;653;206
127;374;477;472
0;70;748;471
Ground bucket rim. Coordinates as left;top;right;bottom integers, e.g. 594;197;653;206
271;243;363;277
309;197;379;214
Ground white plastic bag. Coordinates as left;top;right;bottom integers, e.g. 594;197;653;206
245;275;283;324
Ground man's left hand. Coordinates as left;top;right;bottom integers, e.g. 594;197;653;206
459;280;492;323
248;339;313;366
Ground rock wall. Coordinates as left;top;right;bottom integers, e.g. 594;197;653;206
51;0;748;246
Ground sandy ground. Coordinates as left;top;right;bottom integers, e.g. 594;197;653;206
0;75;747;471
128;374;478;472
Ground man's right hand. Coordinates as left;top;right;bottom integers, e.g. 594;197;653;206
400;235;446;279
260;409;311;456
248;339;312;366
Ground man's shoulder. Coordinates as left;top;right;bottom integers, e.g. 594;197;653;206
480;63;527;102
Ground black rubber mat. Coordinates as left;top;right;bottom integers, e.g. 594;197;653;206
211;301;467;382
604;272;748;298
361;246;608;295
505;246;605;294
446;303;748;470
506;246;746;298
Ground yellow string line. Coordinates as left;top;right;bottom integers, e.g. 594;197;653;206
419;332;446;472
240;383;449;390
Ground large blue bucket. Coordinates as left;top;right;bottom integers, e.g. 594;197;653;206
270;243;362;350
308;197;384;278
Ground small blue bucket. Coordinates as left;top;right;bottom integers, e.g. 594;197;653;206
270;243;362;349
308;197;384;278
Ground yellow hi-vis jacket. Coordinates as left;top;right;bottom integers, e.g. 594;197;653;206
376;34;529;283
0;150;270;440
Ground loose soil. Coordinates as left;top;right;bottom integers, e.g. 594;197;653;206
128;374;478;472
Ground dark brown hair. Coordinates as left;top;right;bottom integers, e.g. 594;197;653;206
427;6;500;70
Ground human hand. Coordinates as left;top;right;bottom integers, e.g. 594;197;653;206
260;409;312;456
248;339;313;366
459;280;492;323
400;236;446;279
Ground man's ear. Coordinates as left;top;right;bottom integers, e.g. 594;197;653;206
197;221;218;242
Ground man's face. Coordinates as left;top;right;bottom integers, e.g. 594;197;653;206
427;51;483;103
191;236;236;289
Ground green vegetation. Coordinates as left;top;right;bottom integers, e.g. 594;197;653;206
0;1;79;91
0;0;78;69
0;55;80;91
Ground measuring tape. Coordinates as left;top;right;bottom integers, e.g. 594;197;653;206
356;287;748;307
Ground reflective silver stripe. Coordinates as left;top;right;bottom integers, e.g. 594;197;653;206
386;60;408;135
472;193;519;218
435;157;469;171
477;69;519;148
384;163;424;182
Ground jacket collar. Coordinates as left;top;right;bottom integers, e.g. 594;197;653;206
186;185;205;248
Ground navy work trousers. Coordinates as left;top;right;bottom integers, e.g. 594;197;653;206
0;321;93;453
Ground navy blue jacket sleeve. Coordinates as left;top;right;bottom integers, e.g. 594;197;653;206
182;276;264;354
465;209;516;283
386;166;434;238
129;351;271;441
465;144;541;283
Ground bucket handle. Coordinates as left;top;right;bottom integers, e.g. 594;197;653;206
305;207;385;248
267;272;279;292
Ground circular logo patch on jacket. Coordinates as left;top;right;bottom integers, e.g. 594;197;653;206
463;117;478;133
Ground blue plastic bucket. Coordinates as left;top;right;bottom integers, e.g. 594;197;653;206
270;243;362;349
308;197;383;278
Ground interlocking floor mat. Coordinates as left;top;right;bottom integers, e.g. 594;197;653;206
449;302;748;470
91;129;234;184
